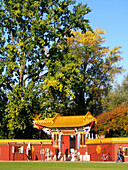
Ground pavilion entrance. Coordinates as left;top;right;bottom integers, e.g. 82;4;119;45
70;135;76;150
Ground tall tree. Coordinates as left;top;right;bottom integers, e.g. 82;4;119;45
66;29;123;115
44;29;123;116
0;0;91;138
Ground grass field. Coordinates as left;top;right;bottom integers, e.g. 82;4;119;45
0;162;128;170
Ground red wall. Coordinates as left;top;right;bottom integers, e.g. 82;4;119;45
78;146;87;155
1;141;128;162
0;145;9;161
0;143;53;161
86;144;114;161
85;143;128;162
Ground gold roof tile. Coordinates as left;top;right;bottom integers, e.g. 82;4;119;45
34;112;96;128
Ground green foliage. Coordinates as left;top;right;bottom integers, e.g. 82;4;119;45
0;90;8;138
0;0;91;138
5;83;42;138
102;74;128;111
40;49;85;116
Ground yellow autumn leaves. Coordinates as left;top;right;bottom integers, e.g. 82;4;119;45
67;28;106;47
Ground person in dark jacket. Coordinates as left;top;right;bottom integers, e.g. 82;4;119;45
65;148;68;161
116;148;123;163
55;148;59;161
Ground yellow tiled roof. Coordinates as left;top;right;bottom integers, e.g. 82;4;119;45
34;112;96;128
86;137;128;144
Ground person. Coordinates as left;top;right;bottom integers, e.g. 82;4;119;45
40;148;45;161
116;148;123;163
65;148;68;161
119;145;124;162
26;142;31;161
27;149;31;160
55;148;59;161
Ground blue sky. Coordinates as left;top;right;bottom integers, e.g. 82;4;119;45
75;0;128;85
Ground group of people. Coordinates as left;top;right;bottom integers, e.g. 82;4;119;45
55;147;69;161
55;147;80;161
116;146;124;163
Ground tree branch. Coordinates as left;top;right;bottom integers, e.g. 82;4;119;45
11;30;16;47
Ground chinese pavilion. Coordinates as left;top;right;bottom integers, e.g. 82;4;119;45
33;112;97;161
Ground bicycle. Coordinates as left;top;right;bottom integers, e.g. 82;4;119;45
98;152;113;161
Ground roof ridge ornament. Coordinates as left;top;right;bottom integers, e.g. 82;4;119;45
53;113;61;121
83;112;93;121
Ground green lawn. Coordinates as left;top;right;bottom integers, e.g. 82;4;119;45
0;162;128;170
